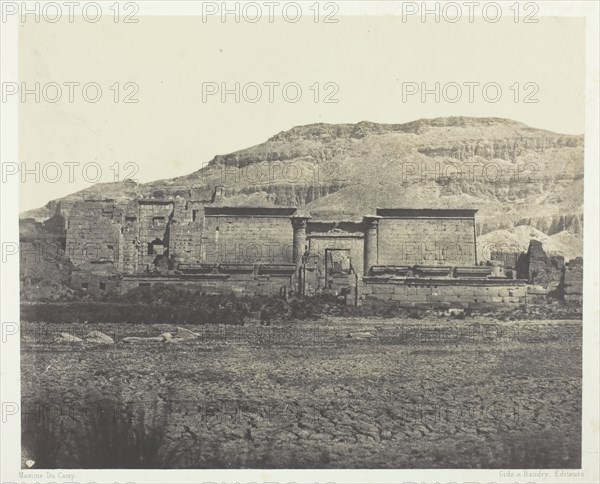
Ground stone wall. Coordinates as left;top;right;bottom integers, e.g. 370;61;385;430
65;200;124;274
377;210;477;267
169;199;204;265
563;257;583;304
489;251;520;271
203;208;296;264
65;194;301;281
137;200;174;271
121;271;294;297
70;271;121;296
362;278;527;308
121;207;139;274
63;189;546;309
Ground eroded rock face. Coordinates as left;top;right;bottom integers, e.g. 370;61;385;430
515;215;583;236
237;184;346;207
417;136;582;162
21;117;583;221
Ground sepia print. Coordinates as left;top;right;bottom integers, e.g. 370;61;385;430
1;2;598;483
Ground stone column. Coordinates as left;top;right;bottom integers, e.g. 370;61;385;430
363;216;381;276
291;216;310;267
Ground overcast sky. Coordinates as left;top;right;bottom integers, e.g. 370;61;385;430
19;16;585;212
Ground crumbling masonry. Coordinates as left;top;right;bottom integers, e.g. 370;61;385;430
66;187;529;307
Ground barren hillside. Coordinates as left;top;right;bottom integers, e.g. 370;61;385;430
20;117;584;257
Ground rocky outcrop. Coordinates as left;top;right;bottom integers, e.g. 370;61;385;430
418;136;582;162
21;118;583;223
516;215;583;236
236;183;346;206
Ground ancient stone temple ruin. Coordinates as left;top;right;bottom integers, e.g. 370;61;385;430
66;187;528;307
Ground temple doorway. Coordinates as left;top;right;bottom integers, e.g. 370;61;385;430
324;248;353;291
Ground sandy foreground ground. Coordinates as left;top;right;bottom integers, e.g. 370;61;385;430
20;316;582;469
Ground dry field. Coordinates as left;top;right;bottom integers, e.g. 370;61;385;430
21;315;582;469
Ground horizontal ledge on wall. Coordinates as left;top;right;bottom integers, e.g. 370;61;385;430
376;208;478;218
363;277;528;286
204;207;297;217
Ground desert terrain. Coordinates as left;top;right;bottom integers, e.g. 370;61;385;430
21;312;582;469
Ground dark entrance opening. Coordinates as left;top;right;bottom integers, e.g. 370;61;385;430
324;248;352;291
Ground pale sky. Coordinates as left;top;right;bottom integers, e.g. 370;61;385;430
19;16;585;212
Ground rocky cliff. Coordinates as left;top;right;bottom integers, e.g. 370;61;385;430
21;117;584;254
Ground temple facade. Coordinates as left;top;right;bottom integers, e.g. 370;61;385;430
66;187;527;307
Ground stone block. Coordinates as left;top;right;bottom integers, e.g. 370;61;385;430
527;285;548;295
371;284;395;294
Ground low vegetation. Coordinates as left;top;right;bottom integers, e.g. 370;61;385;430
22;391;189;468
21;283;582;326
